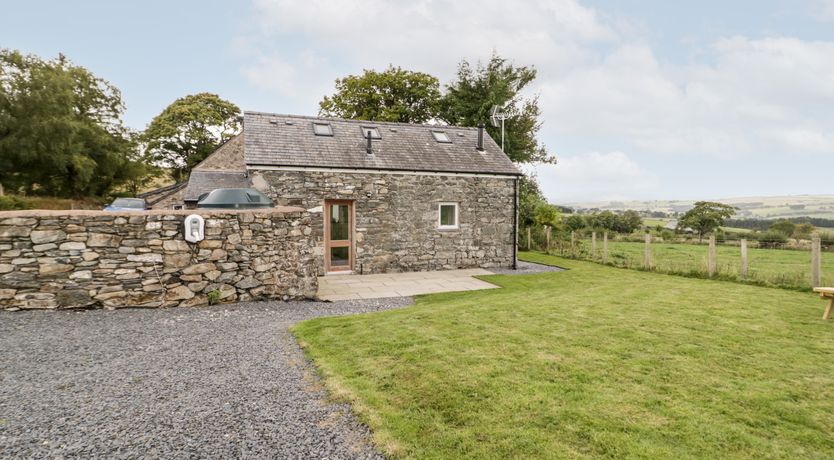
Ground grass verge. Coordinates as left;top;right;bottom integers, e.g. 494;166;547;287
294;255;834;458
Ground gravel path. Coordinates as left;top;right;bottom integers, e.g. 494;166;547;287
488;260;565;275
0;298;412;459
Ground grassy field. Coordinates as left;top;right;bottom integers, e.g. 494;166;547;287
569;195;834;219
568;239;834;289
294;255;834;458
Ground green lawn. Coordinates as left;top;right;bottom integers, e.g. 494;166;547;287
573;239;834;289
293;254;834;458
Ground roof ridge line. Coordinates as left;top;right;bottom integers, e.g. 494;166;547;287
244;111;480;130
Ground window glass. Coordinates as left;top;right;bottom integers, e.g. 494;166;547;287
361;126;381;139
313;122;333;136
330;247;349;266
330;204;350;240
439;204;457;228
432;131;452;143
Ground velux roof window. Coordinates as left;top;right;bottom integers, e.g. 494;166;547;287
431;130;452;143
313;122;333;136
361;126;381;139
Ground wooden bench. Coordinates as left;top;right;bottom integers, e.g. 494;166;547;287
814;287;834;320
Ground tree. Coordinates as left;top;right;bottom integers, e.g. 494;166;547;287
142;93;240;182
794;223;816;241
768;220;796;238
0;49;140;197
678;201;736;242
319;66;441;123
533;202;561;228
613;210;643;234
565;214;586;232
587;211;618;231
518;175;546;227
439;53;553;165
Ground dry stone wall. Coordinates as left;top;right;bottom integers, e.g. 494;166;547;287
255;170;516;275
0;208;318;311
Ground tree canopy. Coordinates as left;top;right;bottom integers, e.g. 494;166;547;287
679;201;737;241
0;49;140;197
439;53;553;165
319;66;441;123
141;93;241;182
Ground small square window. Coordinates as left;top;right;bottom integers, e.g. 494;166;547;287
438;203;458;229
432;130;452;143
361;126;381;139
313;122;333;136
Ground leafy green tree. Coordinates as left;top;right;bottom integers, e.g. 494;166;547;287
768;220;796;238
518;175;546;227
0;49;140;197
793;223;816;241
439;53;553;165
613;210;643;234
319;66;441;123
533;202;561;228
565;214;586;232
678;201;737;242
142;93;240;182
587;211;618;231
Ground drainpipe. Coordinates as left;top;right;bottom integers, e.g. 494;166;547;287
513;177;518;270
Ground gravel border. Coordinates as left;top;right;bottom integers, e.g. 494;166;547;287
0;297;413;459
488;260;565;275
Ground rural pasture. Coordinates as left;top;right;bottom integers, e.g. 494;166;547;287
562;239;833;289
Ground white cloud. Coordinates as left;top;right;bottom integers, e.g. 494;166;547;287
812;0;834;21
535;152;659;203
239;0;619;104
541;36;834;158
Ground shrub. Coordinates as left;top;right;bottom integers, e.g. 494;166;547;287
207;289;221;305
0;195;34;211
758;231;788;248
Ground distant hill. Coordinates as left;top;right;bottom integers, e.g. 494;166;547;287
565;195;834;220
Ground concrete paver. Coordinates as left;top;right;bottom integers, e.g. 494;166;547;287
317;268;499;301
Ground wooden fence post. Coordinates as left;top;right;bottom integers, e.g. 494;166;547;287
708;235;717;277
740;238;748;279
527;227;531;251
812;233;822;288
644;233;652;269
591;231;597;260
603;232;609;264
570;231;576;256
546;226;551;253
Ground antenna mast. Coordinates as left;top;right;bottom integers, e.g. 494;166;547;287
490;105;511;152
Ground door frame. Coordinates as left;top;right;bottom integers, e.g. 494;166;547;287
323;199;355;273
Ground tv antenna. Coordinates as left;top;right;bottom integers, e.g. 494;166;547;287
490;105;512;152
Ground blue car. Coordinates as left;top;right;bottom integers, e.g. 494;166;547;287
103;198;147;211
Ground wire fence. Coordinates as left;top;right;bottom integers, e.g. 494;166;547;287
521;226;832;290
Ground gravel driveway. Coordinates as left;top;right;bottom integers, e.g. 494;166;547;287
0;298;412;459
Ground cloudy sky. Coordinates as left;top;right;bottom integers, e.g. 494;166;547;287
4;0;834;203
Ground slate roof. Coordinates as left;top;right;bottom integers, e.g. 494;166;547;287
183;171;251;202
192;134;245;172
243;111;521;176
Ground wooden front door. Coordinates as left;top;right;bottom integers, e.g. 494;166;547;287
324;200;354;273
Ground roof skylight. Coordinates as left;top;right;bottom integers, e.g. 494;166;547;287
431;130;452;143
361;126;381;139
313;122;333;136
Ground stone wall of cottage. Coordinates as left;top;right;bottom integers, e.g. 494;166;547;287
254;170;517;275
0;208;318;311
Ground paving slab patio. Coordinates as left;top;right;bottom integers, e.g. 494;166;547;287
317;268;500;300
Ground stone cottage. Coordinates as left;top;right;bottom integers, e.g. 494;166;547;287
168;111;522;275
